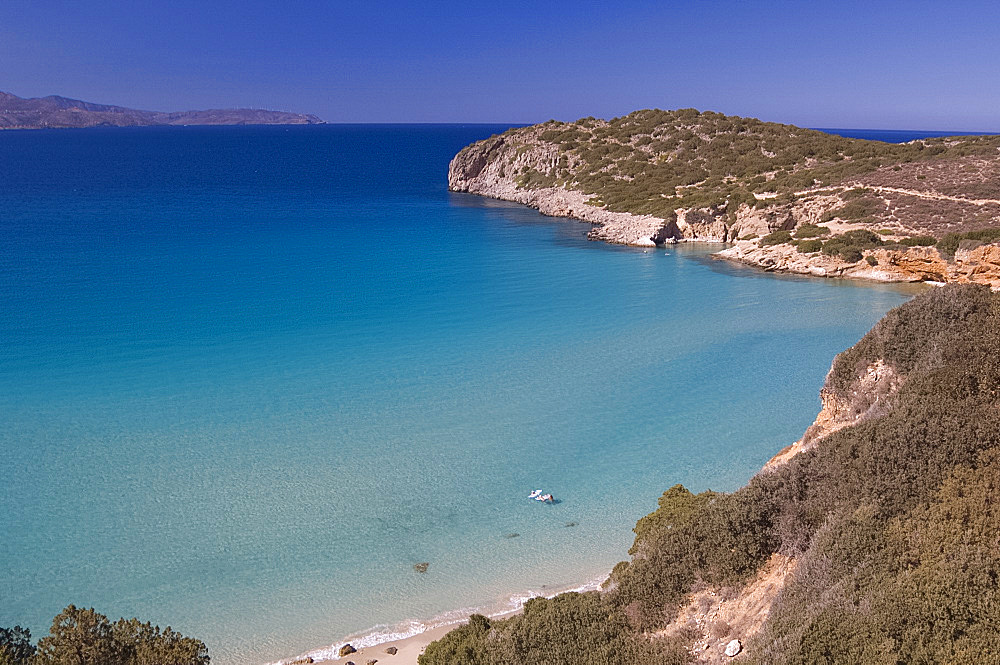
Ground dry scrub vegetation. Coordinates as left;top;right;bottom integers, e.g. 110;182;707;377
478;109;1000;223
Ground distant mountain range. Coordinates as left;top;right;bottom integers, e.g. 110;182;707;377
0;91;324;129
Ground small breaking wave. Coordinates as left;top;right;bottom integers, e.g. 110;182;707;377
266;573;607;664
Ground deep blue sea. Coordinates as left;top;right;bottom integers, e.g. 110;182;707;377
0;125;931;664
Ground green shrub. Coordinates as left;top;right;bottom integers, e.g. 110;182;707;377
821;197;885;223
631;484;711;555
819;229;883;262
0;627;34;665
26;605;209;665
418;614;491;665
760;229;793;246
793;224;831;239
842;248;863;262
419;595;686;665
797;239;824;253
839;229;883;246
899;235;937;247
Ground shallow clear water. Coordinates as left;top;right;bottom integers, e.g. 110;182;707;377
0;125;918;664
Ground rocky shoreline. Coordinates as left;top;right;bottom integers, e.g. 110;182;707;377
448;158;668;246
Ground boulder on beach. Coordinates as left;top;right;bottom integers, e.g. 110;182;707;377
413;562;429;573
385;646;398;655
339;643;357;657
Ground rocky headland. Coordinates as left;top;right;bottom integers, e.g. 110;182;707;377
448;110;1000;287
0;90;324;129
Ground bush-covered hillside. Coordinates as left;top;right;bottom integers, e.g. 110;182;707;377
483;109;1000;219
420;284;1000;664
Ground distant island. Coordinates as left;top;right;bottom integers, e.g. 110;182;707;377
0;90;324;129
449;109;1000;287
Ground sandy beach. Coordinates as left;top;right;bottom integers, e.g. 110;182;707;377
316;622;456;665
279;576;615;665
308;608;525;665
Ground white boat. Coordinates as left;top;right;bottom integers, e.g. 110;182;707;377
528;489;543;499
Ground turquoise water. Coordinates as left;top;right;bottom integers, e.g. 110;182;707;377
0;126;916;664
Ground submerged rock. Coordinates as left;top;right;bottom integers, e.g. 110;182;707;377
413;562;429;573
565;522;578;527
503;533;520;539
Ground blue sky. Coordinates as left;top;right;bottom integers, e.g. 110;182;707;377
1;0;998;129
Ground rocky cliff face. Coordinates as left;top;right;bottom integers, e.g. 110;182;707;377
448;133;670;245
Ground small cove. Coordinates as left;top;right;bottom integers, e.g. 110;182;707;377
0;125;920;664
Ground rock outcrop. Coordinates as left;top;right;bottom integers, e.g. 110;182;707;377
952;242;1000;288
719;240;1000;287
448;136;669;246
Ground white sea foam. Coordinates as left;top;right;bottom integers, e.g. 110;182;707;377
266;573;608;665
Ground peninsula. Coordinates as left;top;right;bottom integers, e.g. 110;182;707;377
449;110;1000;286
0;90;324;129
